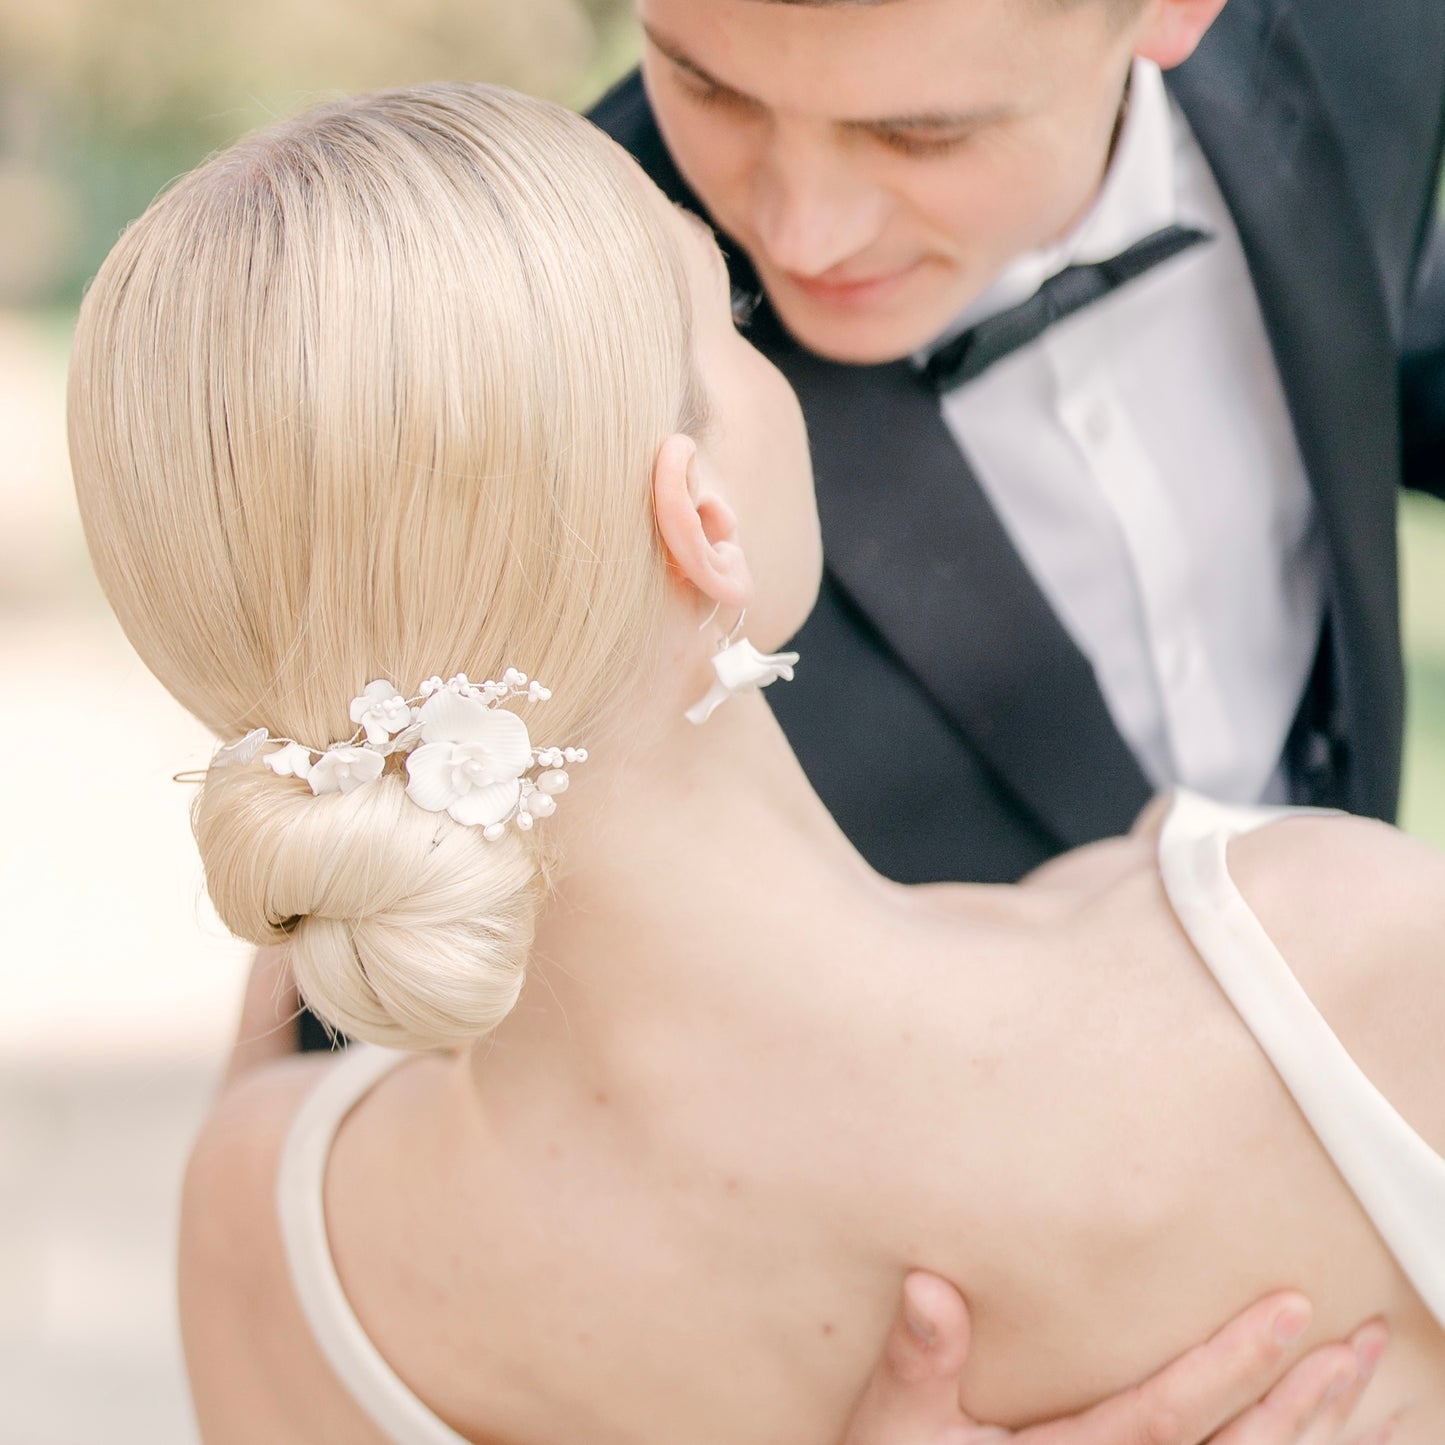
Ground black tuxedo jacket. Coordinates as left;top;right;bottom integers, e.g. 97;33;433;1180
590;0;1445;884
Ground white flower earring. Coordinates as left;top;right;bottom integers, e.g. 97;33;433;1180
684;606;800;725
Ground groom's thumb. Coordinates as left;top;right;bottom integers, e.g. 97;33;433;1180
890;1272;973;1381
840;1272;974;1445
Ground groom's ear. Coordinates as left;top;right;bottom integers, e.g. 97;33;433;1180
1132;0;1228;70
652;433;754;613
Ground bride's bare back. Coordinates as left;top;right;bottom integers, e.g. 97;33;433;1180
179;811;1445;1444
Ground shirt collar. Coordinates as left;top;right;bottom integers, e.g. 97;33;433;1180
923;59;1179;350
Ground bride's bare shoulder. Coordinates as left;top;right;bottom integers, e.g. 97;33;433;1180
1228;811;1445;1152
180;1056;327;1250
1227;811;1445;978
179;1057;390;1444
1229;809;1445;921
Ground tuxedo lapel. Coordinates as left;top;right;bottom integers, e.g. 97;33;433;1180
1169;2;1404;818
758;306;1154;848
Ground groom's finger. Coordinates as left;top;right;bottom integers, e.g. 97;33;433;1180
1231;1320;1385;1445
841;1272;973;1445
1029;1293;1319;1444
1209;1343;1357;1445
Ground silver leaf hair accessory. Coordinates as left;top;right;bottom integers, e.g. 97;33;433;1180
685;609;799;725
208;670;585;842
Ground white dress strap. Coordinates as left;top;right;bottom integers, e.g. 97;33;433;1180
276;1046;475;1445
1158;789;1445;1329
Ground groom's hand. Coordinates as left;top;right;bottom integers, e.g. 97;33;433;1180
842;1273;1392;1445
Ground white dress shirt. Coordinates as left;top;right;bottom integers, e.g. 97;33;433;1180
923;60;1325;803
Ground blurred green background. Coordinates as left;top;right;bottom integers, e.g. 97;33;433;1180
0;0;639;310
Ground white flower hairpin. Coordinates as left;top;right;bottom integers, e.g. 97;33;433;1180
208;670;585;842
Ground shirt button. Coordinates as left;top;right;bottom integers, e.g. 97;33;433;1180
1302;730;1334;776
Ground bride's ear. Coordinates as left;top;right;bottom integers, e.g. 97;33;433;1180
652;433;754;613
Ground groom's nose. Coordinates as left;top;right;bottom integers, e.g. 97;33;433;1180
747;128;890;279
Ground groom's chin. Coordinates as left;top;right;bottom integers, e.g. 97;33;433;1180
758;264;967;368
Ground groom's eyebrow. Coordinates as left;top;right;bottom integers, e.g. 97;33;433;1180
645;25;738;95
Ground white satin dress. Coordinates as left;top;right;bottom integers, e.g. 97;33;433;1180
275;789;1445;1443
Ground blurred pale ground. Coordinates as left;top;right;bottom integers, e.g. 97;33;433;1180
0;4;1443;1441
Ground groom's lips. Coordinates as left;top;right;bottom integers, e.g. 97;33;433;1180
782;261;920;310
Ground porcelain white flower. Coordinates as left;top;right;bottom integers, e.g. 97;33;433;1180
264;742;314;780
713;639;797;692
349;680;413;745
685;639;801;725
308;746;385;795
404;689;534;826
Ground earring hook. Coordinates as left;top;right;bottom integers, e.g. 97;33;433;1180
697;602;746;647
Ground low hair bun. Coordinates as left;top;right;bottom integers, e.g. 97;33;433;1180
69;82;699;1054
194;765;543;1050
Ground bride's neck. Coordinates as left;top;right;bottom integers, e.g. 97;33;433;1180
464;687;897;1136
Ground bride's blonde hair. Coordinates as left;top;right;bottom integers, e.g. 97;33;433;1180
68;83;707;1049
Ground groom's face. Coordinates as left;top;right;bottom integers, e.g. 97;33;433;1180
638;0;1169;364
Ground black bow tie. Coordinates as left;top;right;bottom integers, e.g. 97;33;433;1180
922;224;1212;394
